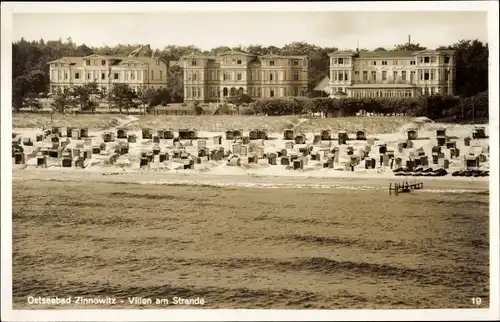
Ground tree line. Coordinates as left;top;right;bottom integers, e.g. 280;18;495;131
12;37;488;112
243;92;488;123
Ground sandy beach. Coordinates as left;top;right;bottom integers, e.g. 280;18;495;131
10;115;490;310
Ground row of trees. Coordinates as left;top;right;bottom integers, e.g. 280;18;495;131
36;82;172;116
245;92;488;122
12;37;489;111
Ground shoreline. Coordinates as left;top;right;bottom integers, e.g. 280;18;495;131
12;167;489;191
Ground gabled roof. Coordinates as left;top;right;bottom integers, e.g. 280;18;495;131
259;54;307;59
218;50;256;57
118;59;147;65
46;45;166;66
414;49;456;56
46;57;81;65
328;51;356;57
313;76;330;91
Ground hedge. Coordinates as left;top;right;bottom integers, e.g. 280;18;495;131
247;92;489;121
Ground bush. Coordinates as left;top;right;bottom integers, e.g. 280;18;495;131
192;100;204;115
249;92;488;122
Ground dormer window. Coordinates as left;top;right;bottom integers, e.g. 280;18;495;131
293;59;299;66
101;60;106;66
191;59;197;66
444;57;450;64
237;59;242;65
85;60;90;66
424;56;430;63
270;60;275;66
338;58;344;64
156;59;161;66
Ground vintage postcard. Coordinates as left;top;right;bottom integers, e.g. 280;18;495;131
1;1;498;321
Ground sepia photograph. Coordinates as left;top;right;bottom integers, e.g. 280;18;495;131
1;1;499;321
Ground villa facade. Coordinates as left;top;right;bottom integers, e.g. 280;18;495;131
181;51;309;102
47;45;168;95
327;49;456;98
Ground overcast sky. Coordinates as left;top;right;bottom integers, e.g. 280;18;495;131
12;11;488;51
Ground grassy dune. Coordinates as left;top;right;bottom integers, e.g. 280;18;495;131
12;114;126;130
124;115;415;134
296;116;414;134
12;114;415;134
12;179;489;309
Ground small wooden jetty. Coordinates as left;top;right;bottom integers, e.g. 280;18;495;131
389;180;424;195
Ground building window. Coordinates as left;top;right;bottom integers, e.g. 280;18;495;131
424;57;430;63
334;58;338;64
401;71;407;81
101;73;105;80
345;72;348;81
410;60;416;65
191;59;196;66
270;90;275;97
131;72;135;80
75;72;80;79
363;71;368;81
339;73;344;81
293;59;299;66
151;71;154;80
354;71;359;75
431;57;436;63
371;71;376;81
237;73;242;81
410;71;415;82
237;59;242;65
193;72;197;81
424;72;430;80
444;57;450;64
86;60;91;66
293;71;299;81
338;58;344;64
394;60;398;65
373;61;377;65
270;73;273;81
155;60;160;66
270;60;275;66
125;72;128;81
101;60;106;66
430;70;435;80
382;71;387;81
393;71;398;80
114;73;119;80
64;72;68;80
382;61;388;65
87;72;92;80
445;70;450;82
